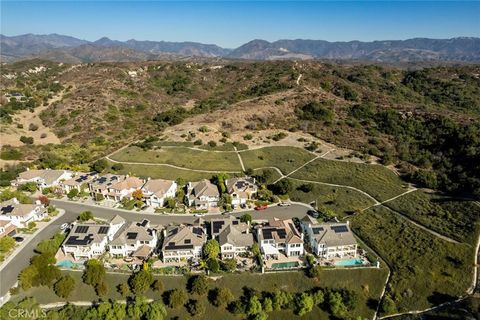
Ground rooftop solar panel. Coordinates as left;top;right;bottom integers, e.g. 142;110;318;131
98;226;109;234
0;205;14;215
126;232;138;240
331;225;348;233
75;226;89;233
312;227;324;234
184;239;191;244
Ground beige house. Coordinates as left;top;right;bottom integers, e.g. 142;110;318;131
60;172;97;194
142;179;177;208
210;216;253;259
13;169;72;190
255;218;304;259
109;219;159;259
0;220;17;238
225;177;257;207
88;174;127;200
187;179;220;209
161;221;206;262
0;198;47;228
104;176;145;202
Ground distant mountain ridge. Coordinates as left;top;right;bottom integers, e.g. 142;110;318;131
1;33;479;63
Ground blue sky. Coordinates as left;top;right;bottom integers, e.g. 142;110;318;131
1;1;479;48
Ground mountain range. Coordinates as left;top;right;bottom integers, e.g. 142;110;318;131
1;33;479;63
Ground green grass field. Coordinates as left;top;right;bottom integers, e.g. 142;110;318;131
110;146;243;171
13;268;387;320
240;146;316;175
384;190;480;244
351;206;474;315
288;179;375;218
290;158;407;202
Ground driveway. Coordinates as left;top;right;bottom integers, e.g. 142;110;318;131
0;200;311;297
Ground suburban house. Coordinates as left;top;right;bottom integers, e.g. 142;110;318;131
108;218;159;260
0;220;17;238
12;169;73;190
225;177;258;207
59;172;97;194
161;221;207;262
0;198;47;228
300;215;357;259
210;216;253;259
255;218;304;259
105;176;145;202
186;179;220;209
62;217;123;260
141;179;177;208
88;174;127;201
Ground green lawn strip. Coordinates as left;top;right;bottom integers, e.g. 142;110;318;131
198;142;237;151
155;141;195;147
14;269;386;319
288;179;375;218
240;146;316;175
110;146;243;171
290;158;407;202
383;189;480;244
106;160;216;181
351;206;474;314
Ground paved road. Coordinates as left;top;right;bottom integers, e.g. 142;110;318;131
0;200;310;297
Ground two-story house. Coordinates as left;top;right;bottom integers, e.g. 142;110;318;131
161;221;206;262
12;169;73;190
104;176;145;202
300;215;357;259
0;220;17;238
186;179;220;209
210;216;253;259
88;174;127;201
59;172;97;194
255;218;304;259
0;198;47;228
225;177;258;207
108;219;158;260
141;179;177;208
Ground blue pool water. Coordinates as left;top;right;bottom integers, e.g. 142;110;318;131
334;258;364;267
57;260;83;269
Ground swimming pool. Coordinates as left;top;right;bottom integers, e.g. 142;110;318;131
56;260;83;269
271;261;300;269
334;258;364;267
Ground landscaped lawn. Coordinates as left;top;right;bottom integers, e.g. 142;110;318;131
288;179;375;218
106;160;216;181
290;158;407;202
383;189;480;244
240;146;316;174
110;146;243;171
13;268;387;320
351;206;474;315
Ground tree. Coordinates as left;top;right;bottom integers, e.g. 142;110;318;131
129;269;153;295
28;221;36;230
83;259;105;288
188;274;209;295
20;136;34;145
112;163;124;171
381;295;397;314
328;291;348;319
54;275;75;298
186;299;205;316
117;283;130;297
212;287;234;307
0;236;15;253
38;195;50;206
151;279;164;292
132;189;143;201
167;288;188;308
221;258;237;272
244;168;254;176
272;290;293;310
269;179;293;195
246;295;263;316
206;258;220;273
312;289;325;305
211;173;228;194
67;188;79;199
262;297;273;313
203;239;220;260
19;265;38;290
295;293;314;316
78;210;93;222
144;300;168;320
164;197;176;209
18;182;37;193
96;281;108;297
251;243;261;257
240;213;252;224
91;159;108;173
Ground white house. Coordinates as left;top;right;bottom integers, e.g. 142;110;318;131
186;179;220;209
225;177;257;207
210;216;253;259
161;222;206;262
255;218;304;259
62;216;122;261
108;219;158;259
141;179;177;208
0;198;47;228
59;172;97;194
105;176;145;202
12;169;73;190
300;215;357;259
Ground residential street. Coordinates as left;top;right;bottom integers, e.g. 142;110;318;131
0;200;311;297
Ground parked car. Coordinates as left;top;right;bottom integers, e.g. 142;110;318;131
255;204;268;211
60;223;69;230
194;213;204;217
307;210;320;218
240;203;247;209
278;202;291;207
13;236;24;243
